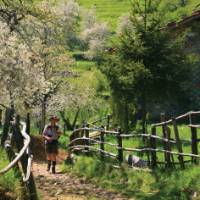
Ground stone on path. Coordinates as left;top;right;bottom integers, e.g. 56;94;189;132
32;159;130;200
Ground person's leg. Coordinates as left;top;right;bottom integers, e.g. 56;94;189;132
51;154;57;174
46;143;52;171
47;154;52;171
51;141;58;174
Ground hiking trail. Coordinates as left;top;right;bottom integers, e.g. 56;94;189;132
32;137;130;200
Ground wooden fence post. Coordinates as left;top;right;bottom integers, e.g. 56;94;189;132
161;113;171;168
11;115;29;196
26;113;30;135
172;118;184;169
117;128;123;163
1;108;14;147
2;108;22;177
150;126;157;168
0;109;2;128
26;113;39;200
63;124;66;135
100;126;105;159
191;127;198;164
106;115;111;131
85;123;89;152
190;114;198;164
81;123;85;137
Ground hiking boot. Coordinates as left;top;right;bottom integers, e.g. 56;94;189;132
47;160;51;172
52;161;56;174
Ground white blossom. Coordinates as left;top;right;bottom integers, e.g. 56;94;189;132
117;14;134;35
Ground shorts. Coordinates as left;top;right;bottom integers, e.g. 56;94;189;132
45;140;58;154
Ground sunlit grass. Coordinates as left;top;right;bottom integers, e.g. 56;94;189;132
87;123;199;166
63;153;200;199
78;0;131;30
0;149;23;198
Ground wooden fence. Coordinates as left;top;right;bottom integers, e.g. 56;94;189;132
68;111;200;169
0;107;38;200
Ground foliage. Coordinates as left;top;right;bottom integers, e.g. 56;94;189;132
0;20;43;109
80;8;110;61
100;0;194;131
78;0;200;31
77;0;131;30
55;0;81;50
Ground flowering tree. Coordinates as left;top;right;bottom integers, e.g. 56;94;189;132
0;21;42;109
0;0;109;132
80;8;110;61
56;0;81;50
0;1;74;129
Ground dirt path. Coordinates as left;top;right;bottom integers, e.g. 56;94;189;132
31;136;132;200
33;154;131;200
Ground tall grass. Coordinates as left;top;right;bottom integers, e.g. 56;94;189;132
62;124;200;199
0;149;24;199
63;154;200;199
78;0;131;29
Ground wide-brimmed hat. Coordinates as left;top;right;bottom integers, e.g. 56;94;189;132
49;115;59;121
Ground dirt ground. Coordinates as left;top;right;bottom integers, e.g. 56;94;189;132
32;136;131;200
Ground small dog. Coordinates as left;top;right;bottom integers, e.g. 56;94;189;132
126;154;147;168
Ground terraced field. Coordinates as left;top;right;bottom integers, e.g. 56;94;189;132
78;0;131;29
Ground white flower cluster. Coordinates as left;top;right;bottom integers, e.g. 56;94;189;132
80;10;109;60
0;21;42;106
117;14;133;35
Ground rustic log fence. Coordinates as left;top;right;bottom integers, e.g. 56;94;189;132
68;111;200;169
0;108;38;200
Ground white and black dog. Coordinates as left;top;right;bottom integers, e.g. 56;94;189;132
126;154;147;168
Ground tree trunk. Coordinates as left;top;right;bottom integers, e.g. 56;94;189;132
124;100;129;132
0;109;2;128
141;98;147;134
60;110;72;131
60;108;80;131
72;108;80;130
137;93;147;134
41;97;47;133
180;0;186;6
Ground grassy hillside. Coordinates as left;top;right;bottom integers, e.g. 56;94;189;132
77;0;131;29
77;0;200;30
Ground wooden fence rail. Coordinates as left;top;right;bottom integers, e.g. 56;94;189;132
69;111;200;169
0;108;38;200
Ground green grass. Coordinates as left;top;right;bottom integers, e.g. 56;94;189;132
59;131;71;149
63;154;200;199
0;149;24;199
64;123;198;165
81;124;195;165
78;0;131;30
78;0;200;30
62;123;200;199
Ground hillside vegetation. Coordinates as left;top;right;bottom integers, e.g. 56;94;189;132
78;0;131;29
78;0;200;29
0;0;200;199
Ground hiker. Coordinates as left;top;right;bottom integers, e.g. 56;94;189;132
43;115;62;174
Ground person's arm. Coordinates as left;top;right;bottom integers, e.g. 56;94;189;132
42;126;52;141
54;126;62;140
